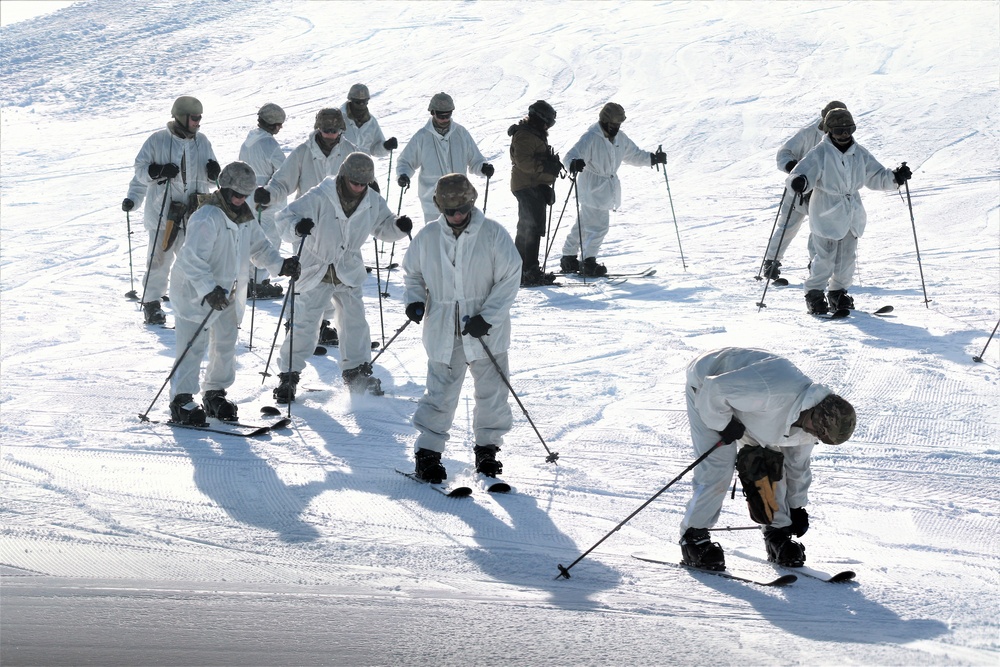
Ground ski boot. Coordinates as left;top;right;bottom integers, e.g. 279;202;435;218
764;526;806;567
762;259;782;280
343;364;384;396
581;257;608;277
273;371;300;404
143;300;167;325
680;527;725;571
474;445;503;477
560;255;580;274
318;320;339;346
202;389;238;421
414;448;447;484
520;267;556;287
805;289;829;315
827;289;854;311
169;393;207;426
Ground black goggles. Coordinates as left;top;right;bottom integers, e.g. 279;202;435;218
443;203;473;216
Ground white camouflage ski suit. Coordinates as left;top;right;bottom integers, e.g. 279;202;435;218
239;127;287;280
560;123;651;259
340;103;390;159
787;136;899;294
766;120;826;262
403;209;522;453
274;178;407;376
264;131;359;204
680;348;834;536
126;126;217;301
168;194;284;400
396;120;487;223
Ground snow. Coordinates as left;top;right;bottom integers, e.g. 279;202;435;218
1;0;998;664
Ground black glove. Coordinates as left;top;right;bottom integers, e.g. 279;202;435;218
294;218;315;237
784;160;798;173
541;156;563;177
206;159;221;181
719;416;746;444
790;507;809;537
254;187;271;206
203;285;230;311
790;175;807;193
651;149;667;165
893;164;912;185
569;158;586;175
398;174;410;189
122;198;135;212
462;314;491;338
481;163;495;178
383;137;398;151
278;256;301;281
405;302;425;324
542;184;556;206
395;215;413;235
148;163;180;180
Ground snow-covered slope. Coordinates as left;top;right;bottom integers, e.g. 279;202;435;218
2;1;998;664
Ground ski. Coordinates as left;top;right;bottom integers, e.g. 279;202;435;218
557;267;654;279
227;417;292;432
545;277;628;288
771;277;790;287
474;473;512;494
632;553;797;587
822;305;893;320
153;420;281;438
395;469;473;497
731;549;855;583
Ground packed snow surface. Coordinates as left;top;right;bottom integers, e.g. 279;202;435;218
1;1;998;665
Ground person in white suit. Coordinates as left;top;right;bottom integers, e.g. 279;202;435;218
402;174;522;484
340;83;398;170
788;108;911;315
271;153;411;402
396;92;493;223
559;102;665;277
167;162;298;425
123;95;219;325
761;100;847;281
678;347;856;570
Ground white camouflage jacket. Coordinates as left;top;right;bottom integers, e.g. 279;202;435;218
563;123;650;210
264;131;359;203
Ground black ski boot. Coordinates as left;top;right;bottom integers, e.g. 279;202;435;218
827;289;854;311
474;445;503;477
202;389;238;421
560;255;580;273
319;320;339;346
169;393;206;426
248;280;283;299
581;257;608;277
764;526;806;567
343;365;384;396
143;300;167;325
680;527;725;571
520;267;556;287
273;371;299;404
762;259;782;280
805;289;829;315
414;448;447;483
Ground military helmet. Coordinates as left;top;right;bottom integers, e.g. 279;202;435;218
257;102;286;125
218;161;257;197
528;100;557;127
314;107;346;132
819;100;847;131
599;102;626;124
339;152;375;184
348;83;370;101
428;92;456;113
808;394;857;444
171;95;203;121
433;173;478;212
823;108;855;132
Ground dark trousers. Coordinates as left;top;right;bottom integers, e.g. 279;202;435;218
513;186;548;273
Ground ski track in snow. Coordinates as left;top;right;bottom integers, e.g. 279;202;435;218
2;1;999;664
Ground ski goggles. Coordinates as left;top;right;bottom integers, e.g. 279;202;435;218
349;98;369;106
442;203;473;216
830;125;856;137
432;111;453;120
189;114;203;122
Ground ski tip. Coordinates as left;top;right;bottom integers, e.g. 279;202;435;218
828;570;856;583
874;305;894;314
313;346;327;356
446;486;473;497
260;406;282;416
829;308;851;319
771;278;789;287
486;482;512;493
270;418;292;429
770;574;799;586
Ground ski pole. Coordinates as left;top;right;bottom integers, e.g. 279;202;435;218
541;186;555;274
380;148;395;260
555;439;727;579
260;233;309;385
755;188;787;281
973;317;1000;363
482;174;491;215
284;263;298;419
380;185;410;300
465;320;559;464
138;280;236;422
246;205;264;351
756;194;798;312
656;145;687;271
124;208;138;300
543;177;577;270
573;175;587;284
900;163;931;308
365;318;412;371
138;179;172;307
374;238;386;347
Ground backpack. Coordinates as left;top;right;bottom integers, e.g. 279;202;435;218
735;444;785;525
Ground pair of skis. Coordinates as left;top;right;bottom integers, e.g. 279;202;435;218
817;305;894;320
396;469;512;496
147;416;291;438
632;552;855;587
